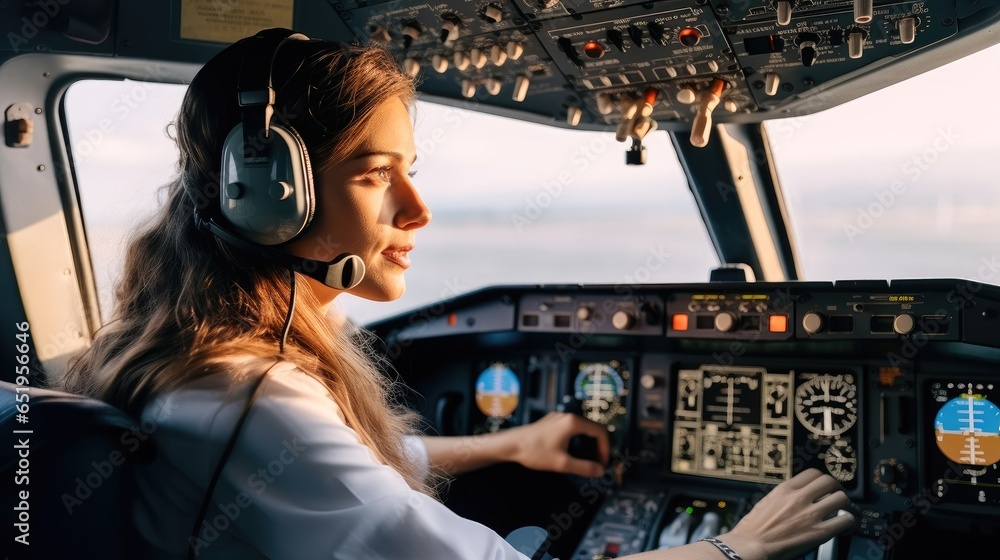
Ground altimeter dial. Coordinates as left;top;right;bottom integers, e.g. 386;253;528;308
795;374;858;437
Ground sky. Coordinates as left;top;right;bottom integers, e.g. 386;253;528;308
65;42;1000;325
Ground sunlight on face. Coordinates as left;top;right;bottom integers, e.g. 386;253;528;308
287;96;432;305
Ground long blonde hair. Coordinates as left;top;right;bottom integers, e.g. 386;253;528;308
62;34;432;494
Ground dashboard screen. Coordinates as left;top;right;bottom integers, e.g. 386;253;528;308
671;365;862;487
928;379;1000;506
472;362;522;433
672;365;793;483
574;360;630;439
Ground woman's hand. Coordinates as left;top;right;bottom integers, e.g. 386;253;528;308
715;468;856;560
506;411;611;478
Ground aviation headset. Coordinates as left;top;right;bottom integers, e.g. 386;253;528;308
194;28;365;291
188;30;366;558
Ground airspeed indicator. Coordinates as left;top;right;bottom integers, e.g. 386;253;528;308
795;374;858;437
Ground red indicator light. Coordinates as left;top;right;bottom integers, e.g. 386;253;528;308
672;314;689;331
678;27;701;47
769;314;788;333
448;313;457;326
644;87;659;105
583;40;605;59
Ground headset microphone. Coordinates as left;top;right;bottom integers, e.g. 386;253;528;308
200;216;365;290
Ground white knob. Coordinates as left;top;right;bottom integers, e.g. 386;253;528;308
802;312;824;334
513;74;530;102
441;20;460;43
665;67;678;78
777;1;793;26
685;63;697;75
460;79;477;98
470;48;488;68
490;44;508;66
848;30;865;59
612;311;636;330
854;0;874;23
403;58;421;77
567;106;582;127
432;54;449;73
899;17;916;44
484;4;503;23
453;51;470;71
723;99;739;112
676;87;697;104
484;77;502;96
576;306;593;321
893;314;916;335
596;93;615;115
268;181;292;201
506;42;524;60
402;25;421;41
714;312;736;332
707;60;719;72
764;72;781;96
371;26;392;44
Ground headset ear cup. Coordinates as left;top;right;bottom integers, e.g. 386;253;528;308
219;123;315;246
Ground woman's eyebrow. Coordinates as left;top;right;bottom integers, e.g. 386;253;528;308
350;151;418;165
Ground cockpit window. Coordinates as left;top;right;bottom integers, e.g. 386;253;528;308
767;43;1000;284
65;80;717;326
65;79;188;324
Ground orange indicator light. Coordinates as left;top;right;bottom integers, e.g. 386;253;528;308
769;314;788;332
672;313;689;331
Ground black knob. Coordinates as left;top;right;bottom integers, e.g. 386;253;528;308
801;45;817;66
878;463;896;484
607;29;626;52
628;24;644;48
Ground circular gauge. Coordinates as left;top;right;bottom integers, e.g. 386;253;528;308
795;374;858;437
822;440;857;482
475;364;520;419
574;362;625;425
934;396;1000;466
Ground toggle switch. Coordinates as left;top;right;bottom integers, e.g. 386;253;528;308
764;72;781;96
848;28;867;59
677;86;697;104
402;24;421;48
484;77;503;95
440;18;460;43
631;117;657;141
596;93;615;115
470;47;488;68
483;4;503;23
403;58;421;77
607;28;627;52
854;0;873;23
796;32;821;67
512;74;531;102
776;1;793;26
628;23;644;48
567;106;582;127
723;99;739;112
432;54;449;73
898;17;916;44
557;37;583;67
615;100;640;142
690;78;725;148
453;51;470;71
371;26;392;44
648;21;669;46
490;44;508;66
460;79;477;98
506;41;524;60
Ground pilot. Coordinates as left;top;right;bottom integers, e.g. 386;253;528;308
62;28;854;560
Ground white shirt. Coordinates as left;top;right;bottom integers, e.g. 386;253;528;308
133;359;530;560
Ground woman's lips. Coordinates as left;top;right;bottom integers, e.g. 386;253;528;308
382;246;413;269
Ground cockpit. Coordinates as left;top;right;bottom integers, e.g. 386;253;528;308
1;0;999;557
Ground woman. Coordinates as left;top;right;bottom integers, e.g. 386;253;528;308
63;29;853;560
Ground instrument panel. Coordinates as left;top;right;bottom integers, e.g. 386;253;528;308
372;279;1000;557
